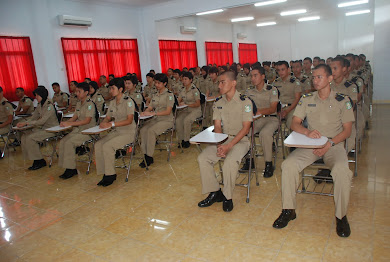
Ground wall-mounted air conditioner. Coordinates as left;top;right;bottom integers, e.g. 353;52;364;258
58;15;92;27
237;33;247;39
180;26;197;34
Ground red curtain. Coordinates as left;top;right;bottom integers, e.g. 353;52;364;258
159;40;198;73
61;38;142;83
205;42;233;66
0;36;38;101
239;43;258;65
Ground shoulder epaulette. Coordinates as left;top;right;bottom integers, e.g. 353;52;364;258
344;80;353;88
167;90;173;93
300;78;307;83
335;93;346;101
240;94;248;101
1;101;5;105
290;77;296;83
302;93;313;98
266;85;273;90
124;96;129;100
274;78;279;83
215;96;222;101
351;76;358;82
87;98;91;102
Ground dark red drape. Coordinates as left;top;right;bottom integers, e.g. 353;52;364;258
159;40;198;73
239;43;258;65
205;42;233;66
61;38;142;83
0;36;38;101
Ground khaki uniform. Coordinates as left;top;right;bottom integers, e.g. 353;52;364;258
348;74;370;122
90;92;105;115
58;99;97;169
303;69;312;79
204;80;219;128
52;92;69;107
176;85;202;141
136;82;142;93
21;100;58;160
236;73;247;92
265;68;277;84
99;83;110;100
244;74;253;90
198;76;210;95
140;89;174;157
126;90;143;110
16;95;34;115
171;78;183;96
294;74;312;93
0;98;13;135
95;96;136;175
143;83;157;100
281;91;354;219
68;93;78;109
246;84;279;162
198;91;253;199
273;76;302;128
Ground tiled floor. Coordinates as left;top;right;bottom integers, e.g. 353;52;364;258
0;105;389;262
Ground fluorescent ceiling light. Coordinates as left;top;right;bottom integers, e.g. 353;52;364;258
257;21;277;26
338;0;368;8
345;9;370;16
231;17;254;22
254;0;287;7
196;9;224;16
280;9;307;16
298;16;320;22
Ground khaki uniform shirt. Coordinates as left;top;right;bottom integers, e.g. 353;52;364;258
127;90;143;109
90;92;105;115
236;73;246;92
136;82;142;92
330;78;358;102
273;76;302;105
26;99;58;129
213;91;253;136
0;97;13;124
207;80;219;97
303;69;312;78
246;83;278;116
198;77;210;94
150;88;175;121
294;91;355;138
179;85;201;113
99;83;110;99
69;93;78;108
265;68;276;83
107;95;135;133
347;74;364;95
294;74;312;93
171;78;183;95
17;95;34;114
52;92;68;106
74;99;96;132
143;83;157;98
244;74;253;90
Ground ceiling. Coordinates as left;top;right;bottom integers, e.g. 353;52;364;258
71;0;176;7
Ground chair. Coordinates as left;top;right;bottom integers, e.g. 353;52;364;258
43;111;64;167
0;114;17;158
191;92;207;136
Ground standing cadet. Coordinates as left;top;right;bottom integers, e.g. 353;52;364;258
197;71;253;212
273;61;302;129
14;87;34;116
302;57;313;78
57;82;97;179
17;86;59;170
176;72;201;148
139;73;175;168
263;61;276;84
52;82;69;108
99;75;112;101
241;66;279;177
88;81;105;115
203;67;220;129
143;73;156;105
66;81;79;112
95;78;136;186
273;64;354;238
291;60;312;93
0;87;14;153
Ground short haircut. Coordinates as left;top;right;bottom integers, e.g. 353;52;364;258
277;60;289;68
209;66;219;74
304;57;312;63
0;86;3;92
262;61;271;67
100;75;106;79
327;57;333;61
221;65;228;71
243;63;251;70
77;82;90;92
314;64;332;76
146;72;155;78
252;66;265;75
182;71;193;80
154;73;168;85
237;63;242;66
16;87;24;92
70;81;78;85
344;59;351;68
84;77;91;81
292;60;302;66
149;69;156;73
345;53;354;58
320;59;325;63
52;82;60;87
313;56;321;60
173;69;181;75
89;81;99;90
220;70;237;81
183;67;188;70
252;62;261;68
359;54;366;59
109;78;125;92
201;66;209;72
189;67;196;72
332;56;347;67
109;74;114;78
125;75;139;85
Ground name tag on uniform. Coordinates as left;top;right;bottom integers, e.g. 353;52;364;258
217;106;222;109
308;104;316;107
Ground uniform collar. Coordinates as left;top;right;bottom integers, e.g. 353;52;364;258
223;90;240;102
157;88;168;96
0;97;7;103
314;90;335;102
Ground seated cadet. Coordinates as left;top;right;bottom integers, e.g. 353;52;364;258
84;78;91;83
171;69;183;96
66;81;78;113
14;87;34;116
176;72;201;148
313;56;321;67
88;81;105;115
203;67;220;129
52;82;69;108
302;57;313;79
263;61;276;84
57;82;97;179
99;75;112;101
17;86;59;170
241;66;279;178
273;64;354;238
274;61;302;129
0;86;14;154
197;71;253;212
143;73;156;105
108;74;115;81
326;57;333;66
95;78;136;186
291;60;312;93
198;66;210;95
243;63;252;90
139;73;175;168
124;75;143;110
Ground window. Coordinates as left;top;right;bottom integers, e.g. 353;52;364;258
61;38;142;83
239;43;258;65
0;36;38;101
159;40;198;73
205;42;233;66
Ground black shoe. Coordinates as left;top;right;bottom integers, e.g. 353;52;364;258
97;175;106;186
313;169;332;184
10;140;21;147
115;149;126;159
28;159;47;170
182;141;190;148
198;189;223;207
273;209;296;229
263;161;274;178
336;216;351;237
97;174;117;187
178;140;184;148
59;169;78;179
240;158;254;172
223;199;233;212
139;154;154;168
76;146;90;156
272;142;276;152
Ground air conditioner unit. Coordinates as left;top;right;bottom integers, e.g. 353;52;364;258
237;33;247;39
58;15;92;27
180;26;197;34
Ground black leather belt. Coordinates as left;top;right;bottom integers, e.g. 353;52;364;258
264;115;277;118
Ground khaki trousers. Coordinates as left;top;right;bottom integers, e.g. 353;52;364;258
202;102;213;128
285;109;295;129
58;130;92;169
21;129;55;160
95;130;135;176
254;117;279;162
198;137;250;200
176;108;202;141
281;143;352;219
140;118;173;157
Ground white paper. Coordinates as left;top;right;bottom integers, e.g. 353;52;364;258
82;125;111;134
284;131;328;148
45;125;72;132
63;113;74;118
190;125;228;144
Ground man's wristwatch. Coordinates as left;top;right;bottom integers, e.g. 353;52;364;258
328;139;335;147
111;122;115;127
